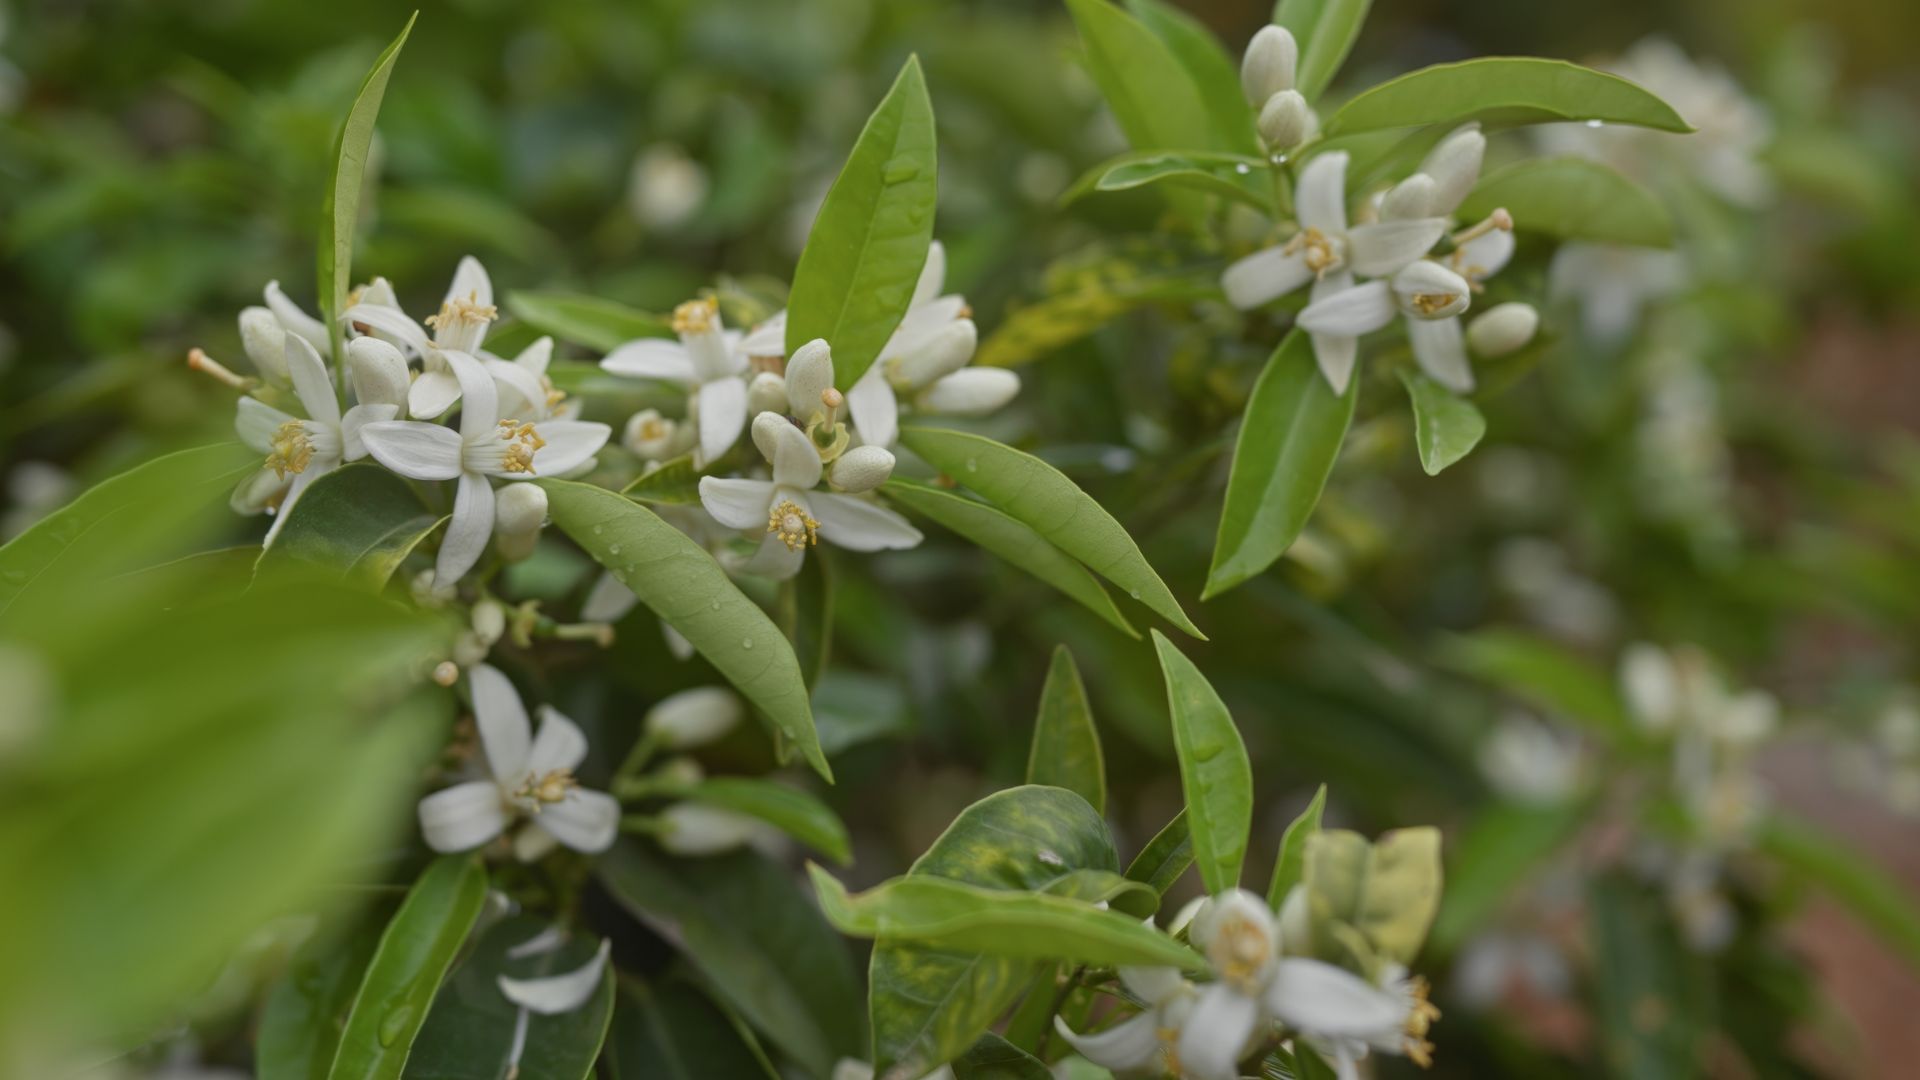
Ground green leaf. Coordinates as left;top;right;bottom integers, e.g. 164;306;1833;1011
404;915;614;1080
258;464;443;587
785;56;938;392
1026;647;1107;814
1124;811;1194;897
677;776;852;866
604;977;779;1080
1065;0;1217;154
950;1033;1053;1080
1266;784;1327;909
775;547;832;691
597;843;864;1077
869;786;1118;1078
505;291;670;353
1429;800;1584;952
1152;631;1252;894
327;855;489;1080
898;428;1202;638
1303;827;1442;970
1325;57;1693;137
1204;331;1356;600
1062;151;1272;210
319;14;415;365
1274;0;1375;101
1457;156;1675;247
974;264;1221;369
1125;0;1259;153
1399;370;1487;477
812;866;1198;969
259;915;387;1080
881;477;1137;638
1757;814;1920;972
1436;629;1630;741
622;453;703;505
538;479;828;779
1589;877;1701;1080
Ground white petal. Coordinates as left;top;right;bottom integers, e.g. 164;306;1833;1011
911;240;947;308
282;333;341;427
1052;1013;1161;1071
784;339;835;422
514;336;554;377
1176;983;1261;1080
1378;173;1437;221
890;318;977;389
695;377;749;465
436;470;495;588
1298;280;1395;337
1296;152;1349;235
581;571;640;623
529;421;611;476
231;467;289;515
470;663;532;784
743;531;806;580
699;477;777;530
533;788;620;853
847;368;899;449
345;302;432;356
444;350;499;440
1455;227;1515;282
1120;965;1186;1005
753;413;823;489
418;780;510;853
1408;316;1473;392
1263;958;1407;1039
809;492;923;551
487;357;550;420
265;280;330;352
738;311;787;358
887;295;969;356
528;705;589;773
1345;219;1448;277
1308;272;1362;393
339;403;399;460
1418;123;1485;217
360;421;465;480
1221;246;1313;309
263;466;322;546
444;254;493;309
513;825;560;864
683;321;741;382
602;339;696;384
917;369;1019;416
1240;24;1299;105
409;370;462;420
347;337;411;412
497;939;610;1015
236;396;294;453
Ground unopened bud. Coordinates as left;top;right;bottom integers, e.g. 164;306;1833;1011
412;568;456;608
655;756;707;787
829;445;896;493
1240;25;1298;106
917;368;1021;416
471;599;507;647
1418;123;1485;218
1257;90;1314;150
747;371;788;416
657;803;762;856
347;337;410;411
1391;261;1472;321
492;482;548;562
623;409;678;461
645;686;744;749
1378;173;1437;221
238;306;290;383
784;339;834;421
431;660;460;687
891;319;978;389
1466;302;1539;357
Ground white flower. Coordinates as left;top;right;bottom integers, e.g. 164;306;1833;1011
645;686;743;749
262;279;331;354
1053;964;1195;1075
1295;258;1476;390
234;332;396;542
1549;242;1687;346
601;297;752;466
656;802;766;856
623;409;686;461
1177;889;1281;1079
1265;961;1439;1080
1478;713;1584;802
627;143;709;229
1466;302;1540;358
1223;152;1448;392
360;350;609;587
415;664;620;857
487;336;576;422
343;256;500;418
493;482;549;563
494;930;613;1080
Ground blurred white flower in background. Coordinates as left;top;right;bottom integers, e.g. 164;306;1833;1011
1478;712;1585;803
627;143;709;230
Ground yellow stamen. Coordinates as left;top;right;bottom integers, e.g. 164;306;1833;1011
767;498;820;551
1409;292;1461;317
671;297;719;336
1284;227;1341;276
520;767;578;808
498;419;546;474
1404;976;1441;1068
266;421;315;479
425;294;499;333
1211;916;1273;993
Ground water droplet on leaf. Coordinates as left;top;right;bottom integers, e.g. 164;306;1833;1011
1233;163;1251;175
964;458;977;472
608;544;621;555
376;1002;415;1046
741;638;754;650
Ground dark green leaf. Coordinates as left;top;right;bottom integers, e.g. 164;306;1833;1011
1757;814;1920;972
319;14;415;364
1429;800;1585;952
950;1033;1053;1080
1062;151;1272;210
1458;156;1675;247
1153;630;1253;894
775;548;832;691
1436;629;1630;741
1589;877;1701;1080
1325;57;1693;137
603;977;778;1080
1274;0;1374;101
1399;370;1486;477
1125;811;1194;897
676;776;851;865
258;464;443;587
259;914;387;1080
1266;784;1326;909
1026;646;1107;814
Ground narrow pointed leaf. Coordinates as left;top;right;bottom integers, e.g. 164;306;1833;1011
1266;784;1326;909
1399;370;1486;477
258;464;444;587
1065;0;1216;154
1026;647;1106;814
1062;151;1273;210
1153;631;1253;895
1275;0;1375;101
319;14;415;365
621;453;703;504
1458;156;1674;247
604;977;779;1080
1325;57;1693;137
259;914;387;1080
1125;811;1194;897
1757;814;1920;972
505;291;671;352
1126;0;1259;153
1436;629;1629;741
775;548;832;691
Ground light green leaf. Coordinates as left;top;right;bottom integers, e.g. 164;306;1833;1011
1428;800;1584;952
898;428;1201;638
604;977;779;1080
622;454;703;505
674;776;852;866
403;916;614;1080
1065;0;1217;155
811;867;1200;969
775;547;832;691
881;477;1137;638
1027;646;1107;814
538;479;828;779
1399;370;1486;477
259;914;387;1080
1152;631;1252;894
1436;629;1630;741
1458;156;1675;247
598;843;864;1077
326;855;488;1080
1125;811;1194;897
1304;827;1443;970
1274;0;1374;101
1204;331;1355;599
506;291;671;353
1266;784;1326;909
258;464;443;587
1062;151;1272;210
319;14;415;365
786;56;938;392
1126;0;1259;153
1324;57;1693;137
1757;814;1920;972
974;264;1221;369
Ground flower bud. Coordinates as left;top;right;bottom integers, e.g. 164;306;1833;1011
747;371;788;416
623;409;678;460
238;306;290;384
471;599;507;647
657;803;761;856
645;686;744;749
412;568;456;608
1256;90;1314;150
347;336;410;411
917;368;1021;416
890;319;978;389
1418;123;1485;217
1390;261;1472;320
784;338;834;421
829;445;895;493
1277;885;1310;954
1621;644;1679;733
492;482;548;562
655;755;707;787
1466;302;1539;357
1378;172;1438;221
1240;25;1298;106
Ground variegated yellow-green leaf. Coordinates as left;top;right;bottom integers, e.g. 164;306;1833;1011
1026;646;1106;814
1153;630;1252;895
1305;826;1443;970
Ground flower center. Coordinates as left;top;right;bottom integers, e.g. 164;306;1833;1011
1407;291;1463;317
266;421;315;479
672;297;719;337
1210;916;1273;992
767;499;820;551
637;416;667;442
1286;227;1342;276
498;419;546;474
426;295;498;334
518;767;577;808
1403;976;1441;1068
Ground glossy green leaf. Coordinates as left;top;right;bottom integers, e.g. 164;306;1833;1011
597;843;863;1077
1458;155;1675;247
1026;646;1107;814
882;477;1137;637
505;291;670;353
950;1033;1053;1080
674;776;851;866
1266;784;1326;909
775;547;832;691
869;786;1118;1079
604;977;779;1080
1325;57;1693;137
258;464;443;587
1436;629;1630;740
1204;331;1356;599
1125;0;1258;153
1065;0;1216;154
1304;827;1442;970
259;914;387;1080
812;866;1199;969
622;453;703;505
1757;814;1920;971
1153;630;1252;894
1125;811;1194;897
1429;799;1584;952
404;915;613;1080
1274;0;1374;101
899;427;1202;638
1062;151;1272;210
318;14;415;365
538;479;828;779
326;855;488;1080
786;56;938;392
1399;370;1486;477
